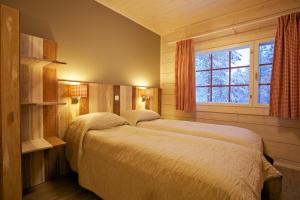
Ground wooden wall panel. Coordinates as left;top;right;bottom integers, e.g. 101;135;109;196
113;85;120;115
120;85;132;114
20;33;43;59
43;39;57;61
0;5;22;200
43;67;58;138
22;152;45;189
132;86;136;110
160;12;300;171
89;83;113;113
58;84;78;139
80;84;89;115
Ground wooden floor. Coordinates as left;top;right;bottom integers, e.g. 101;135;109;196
23;173;102;200
22;168;300;200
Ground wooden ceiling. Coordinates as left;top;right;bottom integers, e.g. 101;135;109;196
94;0;275;35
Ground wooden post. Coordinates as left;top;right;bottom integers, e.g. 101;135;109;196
0;4;22;200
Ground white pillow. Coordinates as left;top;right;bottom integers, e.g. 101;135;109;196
121;110;160;125
72;112;129;130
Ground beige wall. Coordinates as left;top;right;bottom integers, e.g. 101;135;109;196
1;0;160;87
161;0;300;170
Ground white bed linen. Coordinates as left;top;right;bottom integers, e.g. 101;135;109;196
65;113;281;200
137;119;264;152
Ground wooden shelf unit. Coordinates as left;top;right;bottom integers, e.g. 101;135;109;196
20;33;68;189
21;57;66;66
22;139;53;154
45;136;66;147
21;137;66;154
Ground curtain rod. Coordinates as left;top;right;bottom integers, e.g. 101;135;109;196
168;7;300;45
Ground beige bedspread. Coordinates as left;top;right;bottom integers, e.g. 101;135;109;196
138;119;264;152
65;113;281;200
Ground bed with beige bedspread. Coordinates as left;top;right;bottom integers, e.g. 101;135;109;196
65;112;281;200
122;110;264;152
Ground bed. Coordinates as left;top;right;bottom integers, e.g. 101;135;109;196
64;112;281;200
121;110;264;153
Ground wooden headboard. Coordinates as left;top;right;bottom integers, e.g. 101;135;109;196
58;81;161;138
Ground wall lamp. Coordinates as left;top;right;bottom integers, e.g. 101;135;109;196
69;84;87;104
141;95;150;102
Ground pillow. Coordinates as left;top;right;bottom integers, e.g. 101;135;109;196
72;112;129;131
121;110;160;125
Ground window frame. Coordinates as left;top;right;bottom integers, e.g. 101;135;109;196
195;42;254;107
253;37;275;108
195;38;275;115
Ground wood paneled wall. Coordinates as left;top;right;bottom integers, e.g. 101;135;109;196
0;4;22;200
58;82;161;138
160;0;300;170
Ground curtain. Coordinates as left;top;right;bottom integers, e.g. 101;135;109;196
175;39;196;112
270;12;300;118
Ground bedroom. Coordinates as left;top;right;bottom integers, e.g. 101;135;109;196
0;0;299;200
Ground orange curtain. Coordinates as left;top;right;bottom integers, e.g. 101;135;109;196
270;12;300;118
175;39;196;112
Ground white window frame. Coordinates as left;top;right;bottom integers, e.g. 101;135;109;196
253;37;275;108
195;38;274;115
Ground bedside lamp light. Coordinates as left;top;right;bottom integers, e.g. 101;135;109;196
69;84;87;104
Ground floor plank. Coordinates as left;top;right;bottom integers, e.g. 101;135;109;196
23;173;102;200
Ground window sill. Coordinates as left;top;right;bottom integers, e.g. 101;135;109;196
196;103;269;116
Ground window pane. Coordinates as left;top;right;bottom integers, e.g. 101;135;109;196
196;87;210;103
196;71;210;86
212;69;229;85
195;53;210;71
212;87;229;102
258;85;270;104
259;42;274;65
212;50;229;69
231;47;250;67
259;65;272;84
231;67;249;85
231;86;249;103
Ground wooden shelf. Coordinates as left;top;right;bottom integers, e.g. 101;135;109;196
22;137;66;154
22;139;53;154
21;102;67;106
21;57;67;66
45;137;66;147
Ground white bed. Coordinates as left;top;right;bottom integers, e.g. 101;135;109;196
121;110;264;153
64;112;281;200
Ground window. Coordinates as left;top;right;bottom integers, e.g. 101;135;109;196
258;41;274;104
195;46;250;104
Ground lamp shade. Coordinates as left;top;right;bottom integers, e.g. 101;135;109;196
69;84;87;98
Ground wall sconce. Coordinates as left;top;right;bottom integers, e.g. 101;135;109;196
141;95;150;102
69;84;87;104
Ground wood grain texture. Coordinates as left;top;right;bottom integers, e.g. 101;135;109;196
113;85;120;115
120;85;132;114
58;84;77;139
22;139;52;154
20;34;68;188
89;83;114;113
43;39;57;61
0;4;22;200
21;33;43;59
80;84;89;115
22;152;45;189
160;5;300;170
95;0;284;34
43;67;58;138
132;86;136;110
